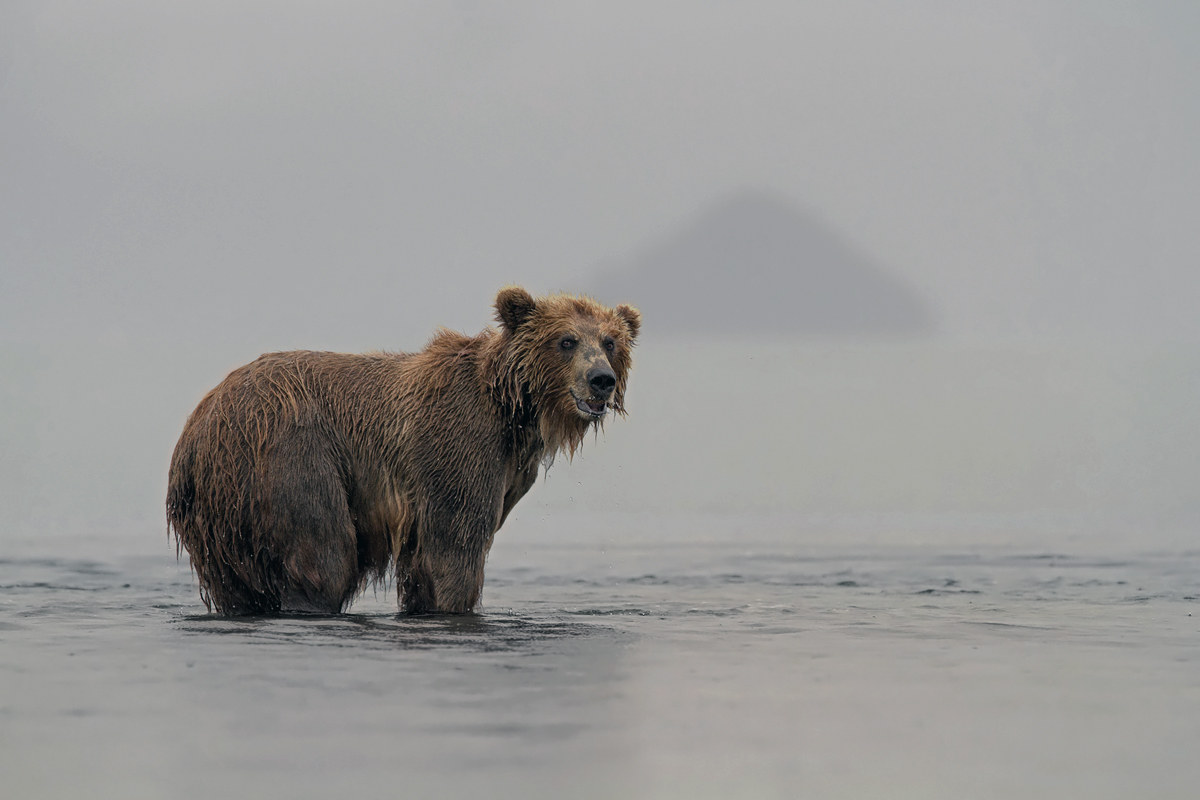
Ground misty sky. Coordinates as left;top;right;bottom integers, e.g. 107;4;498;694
3;1;1199;347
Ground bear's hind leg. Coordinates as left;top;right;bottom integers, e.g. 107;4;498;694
264;430;359;614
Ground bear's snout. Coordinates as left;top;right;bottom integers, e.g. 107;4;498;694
587;365;617;397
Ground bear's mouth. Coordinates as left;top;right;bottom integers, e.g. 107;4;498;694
571;392;608;420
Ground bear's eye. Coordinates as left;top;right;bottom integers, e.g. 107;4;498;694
602;338;615;352
559;336;577;351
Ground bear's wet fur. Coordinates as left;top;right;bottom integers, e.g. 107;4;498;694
166;287;640;615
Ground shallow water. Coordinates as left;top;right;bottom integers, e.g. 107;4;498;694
2;524;1198;799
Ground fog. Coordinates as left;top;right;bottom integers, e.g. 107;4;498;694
2;2;1199;545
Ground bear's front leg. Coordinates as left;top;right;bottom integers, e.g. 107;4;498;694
400;503;496;614
401;541;486;614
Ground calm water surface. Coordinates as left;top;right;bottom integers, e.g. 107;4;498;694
2;523;1198;799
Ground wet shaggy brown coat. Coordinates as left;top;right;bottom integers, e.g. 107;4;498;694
166;287;640;615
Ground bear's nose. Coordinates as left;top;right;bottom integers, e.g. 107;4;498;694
587;366;617;396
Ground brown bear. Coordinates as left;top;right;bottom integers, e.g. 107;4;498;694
166;287;640;615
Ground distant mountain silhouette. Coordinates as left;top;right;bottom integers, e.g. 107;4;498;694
589;191;936;337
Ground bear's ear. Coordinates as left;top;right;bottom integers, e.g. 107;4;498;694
495;286;537;333
615;304;641;341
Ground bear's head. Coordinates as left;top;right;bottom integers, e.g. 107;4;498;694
493;286;640;456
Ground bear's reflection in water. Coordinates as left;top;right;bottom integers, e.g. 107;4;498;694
175;610;622;655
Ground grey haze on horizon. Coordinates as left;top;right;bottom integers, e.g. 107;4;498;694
2;1;1199;349
2;1;1199;542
